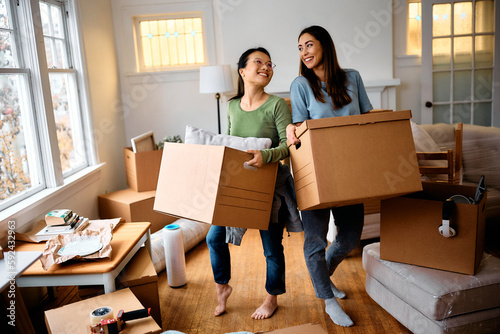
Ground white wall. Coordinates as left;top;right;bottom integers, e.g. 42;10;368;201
111;0;402;142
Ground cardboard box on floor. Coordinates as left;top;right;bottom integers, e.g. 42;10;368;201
154;143;278;230
78;247;162;327
98;188;176;233
256;323;328;333
45;288;161;334
289;110;422;211
124;147;163;192
380;182;487;275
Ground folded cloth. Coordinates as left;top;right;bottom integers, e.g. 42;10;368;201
225;163;303;245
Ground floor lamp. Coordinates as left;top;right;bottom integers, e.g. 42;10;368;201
199;65;234;134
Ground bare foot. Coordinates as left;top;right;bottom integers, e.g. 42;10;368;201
215;283;232;316
251;294;278;320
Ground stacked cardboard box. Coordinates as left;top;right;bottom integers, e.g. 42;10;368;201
98;147;176;233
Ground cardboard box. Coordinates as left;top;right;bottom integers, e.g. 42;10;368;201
98;188;176;233
380;182;487;275
154;143;278;230
45;288;161;334
256;323;327;333
289;110;422;210
78;248;162;327
124;147;163;192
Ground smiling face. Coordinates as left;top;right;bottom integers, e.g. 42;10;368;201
239;51;274;88
298;33;324;71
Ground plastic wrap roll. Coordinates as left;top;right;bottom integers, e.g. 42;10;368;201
163;224;187;287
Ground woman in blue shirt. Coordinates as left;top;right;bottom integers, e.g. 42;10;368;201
287;25;372;327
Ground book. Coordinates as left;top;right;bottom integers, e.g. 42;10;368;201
45;214;80;231
35;217;89;242
45;209;73;226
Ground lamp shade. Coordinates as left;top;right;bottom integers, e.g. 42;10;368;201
199;65;234;94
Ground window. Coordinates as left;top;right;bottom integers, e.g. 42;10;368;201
135;15;206;71
407;0;422;55
0;0;93;211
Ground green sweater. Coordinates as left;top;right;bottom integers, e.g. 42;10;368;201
227;95;291;164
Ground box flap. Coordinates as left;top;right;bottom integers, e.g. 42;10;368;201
255;323;327;334
117;248;157;287
295;110;412;139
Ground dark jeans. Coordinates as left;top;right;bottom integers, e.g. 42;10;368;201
206;219;286;295
302;203;364;299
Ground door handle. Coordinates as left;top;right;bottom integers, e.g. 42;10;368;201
425;101;433;108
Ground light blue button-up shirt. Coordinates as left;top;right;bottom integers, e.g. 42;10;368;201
290;69;373;122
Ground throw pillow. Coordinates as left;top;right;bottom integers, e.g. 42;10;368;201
184;125;272;151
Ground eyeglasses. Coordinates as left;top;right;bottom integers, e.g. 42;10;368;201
251;58;276;69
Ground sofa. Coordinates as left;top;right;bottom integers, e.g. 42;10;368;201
328;122;500;242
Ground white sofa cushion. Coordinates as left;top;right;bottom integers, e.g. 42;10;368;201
363;242;500;320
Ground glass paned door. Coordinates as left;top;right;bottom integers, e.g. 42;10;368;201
421;0;498;126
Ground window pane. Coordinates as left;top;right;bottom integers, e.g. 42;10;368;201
49;73;86;173
50;5;64;38
476;0;494;33
0;0;10;29
433;37;451;70
453;103;471;123
0;30;15;68
433;71;451;102
407;2;422;55
44;37;54;68
0;74;42;203
453;70;471;101
433;4;451;37
473;102;491;126
454;2;472;35
454;36;472;69
475;35;494;67
474;69;492;100
39;2;51;36
433;104;451;124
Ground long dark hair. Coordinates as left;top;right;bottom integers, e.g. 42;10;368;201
229;47;272;101
298;25;351;109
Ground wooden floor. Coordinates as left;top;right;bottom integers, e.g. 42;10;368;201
28;230;412;334
158;230;410;334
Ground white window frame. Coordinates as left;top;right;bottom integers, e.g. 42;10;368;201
0;0;99;221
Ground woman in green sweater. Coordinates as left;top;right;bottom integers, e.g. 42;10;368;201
206;47;302;319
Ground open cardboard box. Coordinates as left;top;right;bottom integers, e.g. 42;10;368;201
124;147;163;192
288;110;422;210
380;182;487;275
154;143;278;230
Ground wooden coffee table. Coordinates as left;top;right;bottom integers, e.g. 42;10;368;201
16;222;151;293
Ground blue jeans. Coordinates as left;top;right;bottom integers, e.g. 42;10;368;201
302;204;364;299
206;220;286;295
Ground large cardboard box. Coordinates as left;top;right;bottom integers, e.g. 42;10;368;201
380;182;487;275
289;110;422;210
98;188;176;233
154;143;278;229
45;288;161;334
124;147;163;192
